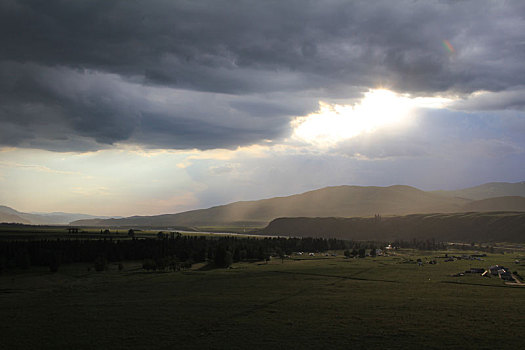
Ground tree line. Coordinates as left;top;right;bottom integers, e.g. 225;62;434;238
0;235;461;273
0;235;354;272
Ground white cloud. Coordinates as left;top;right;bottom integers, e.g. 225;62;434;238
291;89;451;147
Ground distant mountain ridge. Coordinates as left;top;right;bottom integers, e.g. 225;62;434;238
71;182;525;228
0;206;118;225
462;196;525;212
3;181;524;227
261;212;525;243
432;181;525;200
0;205;31;225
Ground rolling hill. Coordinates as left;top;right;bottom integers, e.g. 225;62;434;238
432;181;525;200
0;206;119;225
3;181;522;229
0;206;32;225
71;184;525;228
261;212;525;243
463;196;525;212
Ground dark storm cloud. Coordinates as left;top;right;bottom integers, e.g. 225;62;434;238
450;88;525;111
0;62;311;150
1;0;525;151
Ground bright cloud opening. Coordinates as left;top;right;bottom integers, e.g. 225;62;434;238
291;89;451;147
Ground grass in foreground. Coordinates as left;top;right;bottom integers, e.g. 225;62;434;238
1;250;524;349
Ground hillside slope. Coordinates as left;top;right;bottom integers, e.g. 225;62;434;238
0;206;32;224
463;196;525;212
72;185;470;227
433;181;525;200
0;205;118;225
261;212;525;243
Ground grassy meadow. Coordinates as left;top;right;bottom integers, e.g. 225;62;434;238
0;224;265;240
1;248;524;349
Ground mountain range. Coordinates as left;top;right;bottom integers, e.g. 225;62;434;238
261;212;525;243
0;206;119;225
70;181;525;228
431;181;525;199
2;181;524;228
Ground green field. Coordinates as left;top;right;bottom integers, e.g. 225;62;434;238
1;249;524;349
0;224;266;240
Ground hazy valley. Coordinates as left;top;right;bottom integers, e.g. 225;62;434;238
69;181;525;228
2;182;525;232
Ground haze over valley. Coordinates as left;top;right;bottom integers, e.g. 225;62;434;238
2;181;524;229
2;2;525;349
2;1;525;220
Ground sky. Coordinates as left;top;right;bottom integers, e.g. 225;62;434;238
1;0;525;216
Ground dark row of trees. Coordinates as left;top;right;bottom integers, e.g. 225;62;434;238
0;236;354;273
0;235;459;273
392;238;498;252
390;238;446;251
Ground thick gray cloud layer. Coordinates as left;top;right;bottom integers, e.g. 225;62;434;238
1;0;525;151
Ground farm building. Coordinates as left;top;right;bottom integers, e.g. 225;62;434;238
500;272;514;281
489;265;505;276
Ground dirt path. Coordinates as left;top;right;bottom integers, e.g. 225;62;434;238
505;274;525;286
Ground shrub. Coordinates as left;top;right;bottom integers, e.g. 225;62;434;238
94;256;108;272
142;259;156;271
49;253;61;273
214;246;233;268
155;256;170;271
15;251;31;269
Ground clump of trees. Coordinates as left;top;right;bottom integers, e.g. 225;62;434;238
94;256;108;272
142;256;192;272
390;239;445;250
49;253;61;273
0;235;464;274
0;236;354;273
214;246;233;268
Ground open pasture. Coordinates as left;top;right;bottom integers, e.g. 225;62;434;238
1;249;524;349
0;224;264;241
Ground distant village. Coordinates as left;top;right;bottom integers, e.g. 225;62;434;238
293;248;523;285
451;263;522;283
405;252;523;285
444;255;523;284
